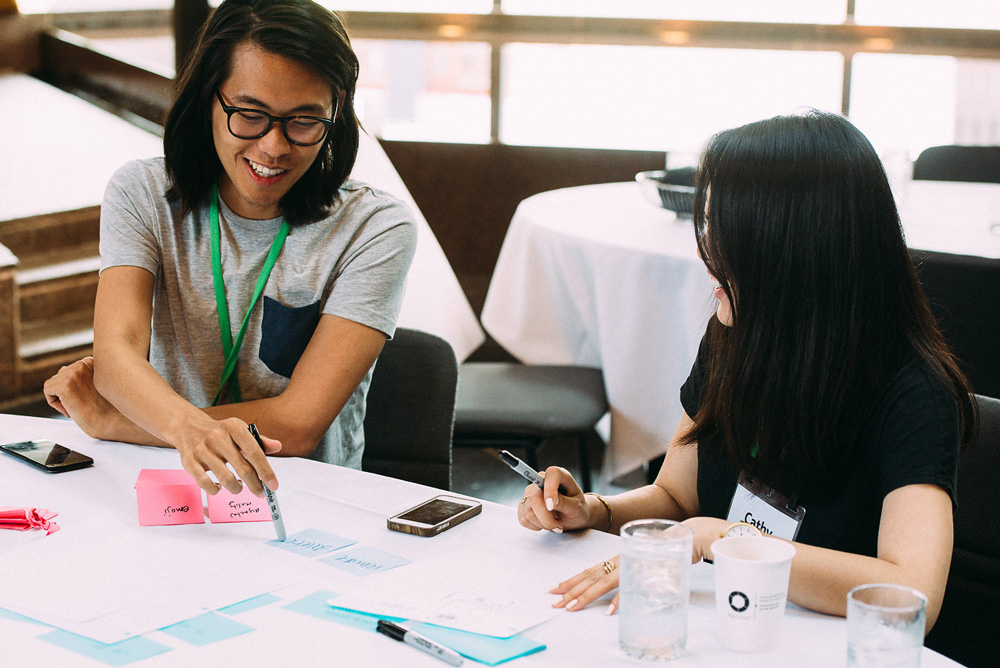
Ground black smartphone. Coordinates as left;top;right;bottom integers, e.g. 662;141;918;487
0;439;94;473
387;495;482;537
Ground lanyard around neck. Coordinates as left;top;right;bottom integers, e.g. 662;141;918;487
209;183;290;406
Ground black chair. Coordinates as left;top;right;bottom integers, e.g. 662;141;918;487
362;328;458;490
452;363;608;492
911;249;1000;399
912;145;1000;184
925;394;1000;668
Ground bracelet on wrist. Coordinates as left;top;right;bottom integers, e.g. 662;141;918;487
585;492;614;533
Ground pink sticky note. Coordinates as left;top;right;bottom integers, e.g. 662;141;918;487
134;469;205;526
207;485;271;523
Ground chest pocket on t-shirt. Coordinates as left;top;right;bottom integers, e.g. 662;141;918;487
259;296;322;379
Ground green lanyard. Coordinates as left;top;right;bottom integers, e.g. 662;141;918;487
209;183;290;406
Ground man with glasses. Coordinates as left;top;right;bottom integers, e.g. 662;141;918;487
43;0;416;499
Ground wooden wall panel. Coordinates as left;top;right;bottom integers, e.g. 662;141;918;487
381;140;665;312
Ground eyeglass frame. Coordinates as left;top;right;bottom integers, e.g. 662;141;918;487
215;90;338;146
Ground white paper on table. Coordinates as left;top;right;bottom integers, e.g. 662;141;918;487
0;515;302;643
330;546;588;638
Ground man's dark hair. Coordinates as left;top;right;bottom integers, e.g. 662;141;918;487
163;0;360;225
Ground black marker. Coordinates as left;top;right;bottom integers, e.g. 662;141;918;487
377;620;463;666
498;450;568;495
248;423;286;542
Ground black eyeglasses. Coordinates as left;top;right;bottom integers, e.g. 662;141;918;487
215;90;337;146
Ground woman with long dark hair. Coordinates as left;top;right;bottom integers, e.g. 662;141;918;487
519;110;976;629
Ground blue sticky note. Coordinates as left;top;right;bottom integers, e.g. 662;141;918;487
268;528;356;557
0;607;48;626
296;591;546;666
39;630;171;666
217;592;281;615
283;590;404;631
320;546;411;576
412;623;546;666
160;612;254;646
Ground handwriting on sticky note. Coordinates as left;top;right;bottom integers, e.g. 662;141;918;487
320;546;410;576
269;528;356;556
134;469;204;526
207;486;270;523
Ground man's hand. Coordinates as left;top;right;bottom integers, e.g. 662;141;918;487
43;357;125;439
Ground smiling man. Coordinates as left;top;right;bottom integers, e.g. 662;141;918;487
43;0;417;498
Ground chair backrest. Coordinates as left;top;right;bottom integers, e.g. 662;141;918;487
912;145;1000;184
911;249;1000;399
925;394;1000;668
362;328;458;490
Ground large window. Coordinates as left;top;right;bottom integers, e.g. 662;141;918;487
500;44;843;151
26;1;1000;157
354;40;492;143
854;0;1000;30
501;0;844;24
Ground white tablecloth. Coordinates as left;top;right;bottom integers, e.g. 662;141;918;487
481;180;1000;482
482;182;715;482
0;414;961;667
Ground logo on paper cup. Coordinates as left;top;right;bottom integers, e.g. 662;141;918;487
729;591;750;613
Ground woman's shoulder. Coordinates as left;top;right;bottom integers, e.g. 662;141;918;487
872;359;959;446
883;360;954;407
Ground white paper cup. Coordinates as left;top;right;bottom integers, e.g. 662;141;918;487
712;536;796;652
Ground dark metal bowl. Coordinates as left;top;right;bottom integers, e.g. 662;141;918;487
636;168;696;218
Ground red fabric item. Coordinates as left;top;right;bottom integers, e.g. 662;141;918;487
0;506;60;535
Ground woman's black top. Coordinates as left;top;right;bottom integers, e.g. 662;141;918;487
680;330;959;558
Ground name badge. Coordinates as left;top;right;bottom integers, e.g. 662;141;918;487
726;472;806;541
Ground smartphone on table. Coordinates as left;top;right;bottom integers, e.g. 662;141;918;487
387;495;482;537
0;440;94;473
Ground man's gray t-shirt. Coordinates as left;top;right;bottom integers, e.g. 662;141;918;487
99;157;417;469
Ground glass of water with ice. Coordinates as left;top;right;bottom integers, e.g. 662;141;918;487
619;519;694;660
847;584;927;668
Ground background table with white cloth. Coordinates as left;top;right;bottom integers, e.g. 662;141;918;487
481;179;1000;483
0;414;962;667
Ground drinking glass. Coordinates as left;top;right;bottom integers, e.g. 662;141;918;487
847;584;927;668
618;519;693;660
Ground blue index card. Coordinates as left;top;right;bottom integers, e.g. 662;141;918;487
411;623;546;666
39;630;171;667
313;592;546;666
283;590;404;632
268;528;355;556
320;546;410;576
217;592;281;615
0;606;49;626
160;612;254;646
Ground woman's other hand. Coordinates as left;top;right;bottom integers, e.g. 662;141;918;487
682;516;732;562
551;555;621;615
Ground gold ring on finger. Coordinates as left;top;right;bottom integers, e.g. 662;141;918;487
520;497;529;505
602;560;616;574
